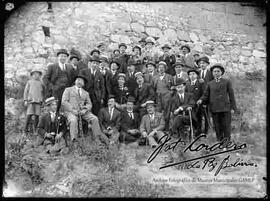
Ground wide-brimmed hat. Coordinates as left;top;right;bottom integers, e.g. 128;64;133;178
145;37;155;45
113;49;120;54
141;100;156;107
127;96;136;103
210;63;225;75
180;45;191;52
118;43;127;49
146;61;156;68
45;97;58;106
173;61;185;68
134;72;144;79
157;61;167;68
161;44;171;50
75;73;88;84
90;49;100;56
57;49;69;57
30;69;42;76
110;60;121;69
187;68;200;76
174;78;186;86
118;73;126;79
196;56;210;65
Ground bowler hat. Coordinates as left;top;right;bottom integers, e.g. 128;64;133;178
118;43;127;49
69;54;80;61
210;63;225;75
45;97;58;106
161;44;171;50
158;61;167;67
113;49;120;54
89;55;101;63
127;96;135;103
57;49;69;57
110;60;121;69
196;56;210;65
173;61;185;68
75;73;88;84
90;49;100;56
174;78;186;86
187;68;200;76
180;45;191;52
132;45;142;52
146;61;156;68
30;69;42;76
134;72;144;79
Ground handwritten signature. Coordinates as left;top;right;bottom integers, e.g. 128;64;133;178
147;134;257;175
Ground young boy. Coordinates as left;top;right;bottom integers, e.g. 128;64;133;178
23;69;45;133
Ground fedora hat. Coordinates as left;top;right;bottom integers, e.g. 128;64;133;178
57;49;69;57
127;96;136;103
210;63;225;75
161;44;171;50
118;43;127;49
187;68;200;76
180;45;190;52
145;37;155;45
174;78;186;86
146;61;156;68
196;56;210;65
90;49;100;56
69;54;80;61
75;73;88;84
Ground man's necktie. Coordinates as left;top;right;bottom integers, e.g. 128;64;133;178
51;112;56;122
128;112;133;119
109;108;113;120
180;94;184;103
78;88;81;98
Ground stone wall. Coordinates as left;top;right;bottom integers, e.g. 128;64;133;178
4;2;266;80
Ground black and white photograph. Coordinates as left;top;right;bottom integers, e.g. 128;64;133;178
3;1;267;198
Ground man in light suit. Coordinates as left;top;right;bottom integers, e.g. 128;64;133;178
140;100;165;148
172;61;189;85
43;49;74;112
61;74;109;146
143;61;158;84
197;56;214;90
98;95;122;145
178;45;195;71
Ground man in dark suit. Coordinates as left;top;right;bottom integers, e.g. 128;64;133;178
43;49;74;112
98;95;122;145
112;73;130;110
197;64;238;144
119;96;140;144
134;72;155;120
117;43;130;73
125;59;138;97
159;44;176;76
99;56;112;106
170;78;196;140
69;52;87;84
36;97;67;154
172;61;189;85
143;61;158;84
107;60;121;96
80;55;105;116
186;69;204;137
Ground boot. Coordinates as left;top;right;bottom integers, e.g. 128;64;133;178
24;115;32;133
34;115;39;133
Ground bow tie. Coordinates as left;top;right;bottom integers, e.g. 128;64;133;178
215;78;221;82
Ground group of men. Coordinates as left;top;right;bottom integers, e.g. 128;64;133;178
24;36;238;153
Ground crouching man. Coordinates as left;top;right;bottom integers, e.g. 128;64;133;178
36;97;67;154
61;74;109;146
139;100;165;148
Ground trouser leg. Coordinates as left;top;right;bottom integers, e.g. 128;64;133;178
212;112;223;142
220;111;231;142
34;115;39;131
66;113;78;141
25;114;32;132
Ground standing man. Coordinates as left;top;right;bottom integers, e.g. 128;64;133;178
61;74;109;146
159;43;176;76
142;37;159;64
143;61;158;84
80;55;105;116
125;59;138;97
197;64;238;143
118;43;130;73
129;45;143;72
186;69;204;137
97;42;110;58
119;96;140;144
98;95;122;145
43;49;74;111
112;73;130;110
173;61;189;85
140;100;165;148
69;53;82;83
178;45;195;71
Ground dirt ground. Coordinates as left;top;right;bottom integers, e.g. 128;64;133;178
4;130;267;198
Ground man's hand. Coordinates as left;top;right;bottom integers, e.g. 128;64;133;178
45;132;54;138
197;100;202;105
186;106;192;111
24;100;28;107
142;131;147;138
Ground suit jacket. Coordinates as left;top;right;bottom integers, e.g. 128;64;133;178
100;69;113;99
120;110;140;132
125;71;138;97
140;112;165;133
169;92;197;121
98;107;121;131
70;62;87;83
198;69;214;90
107;71;119;95
185;80;204;102
117;53;130;73
61;86;92;115
80;68;105;102
43;63;74;98
112;85;130;105
143;71;158;84
36;112;67;140
152;73;174;95
134;83;155;111
159;54;176;76
200;78;237;113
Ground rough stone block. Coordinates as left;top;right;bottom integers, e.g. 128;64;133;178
189;32;199;42
241;50;252;57
193;43;203;53
252;50;266;58
254;42;265;51
130;23;145;33
164;28;177;40
239;55;249;64
145;27;163;37
110;34;131;44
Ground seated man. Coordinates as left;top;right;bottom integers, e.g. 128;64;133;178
36;97;67;154
119;96;140;144
98;95;122;145
61;74;109;146
170;78;197;141
140;100;165;148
